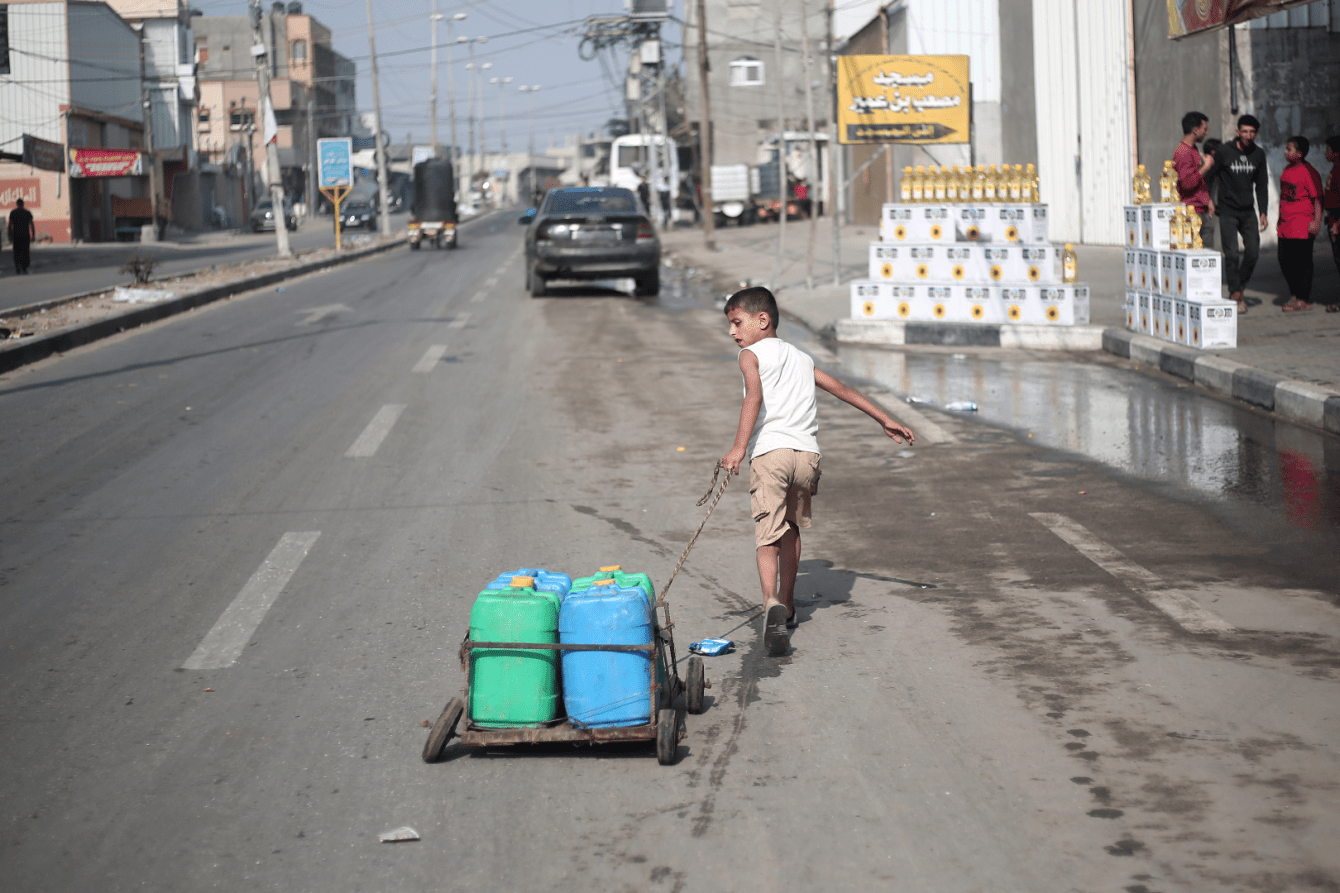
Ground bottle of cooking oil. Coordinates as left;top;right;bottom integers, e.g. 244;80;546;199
984;164;999;202
1007;165;1022;202
1159;161;1176;203
911;166;925;202
1132;164;1147;204
900;166;913;203
972;165;986;202
1062;243;1078;283
1170;205;1187;249
1188;207;1203;249
932;166;947;202
946;165;960;202
959;166;973;202
1025;163;1039;203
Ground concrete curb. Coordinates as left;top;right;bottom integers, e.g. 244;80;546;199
0;237;405;375
834;318;1105;351
1100;328;1340;435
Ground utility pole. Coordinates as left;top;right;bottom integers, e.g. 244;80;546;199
306;98;315;218
365;0;392;235
248;0;291;256
800;0;818;289
490;75;512;202
430;0;441;152
139;31;160;242
828;0;841;286
771;5;785;290
695;0;715;251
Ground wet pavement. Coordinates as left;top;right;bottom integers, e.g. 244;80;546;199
833;346;1340;536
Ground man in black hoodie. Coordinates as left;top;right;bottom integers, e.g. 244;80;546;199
1212;114;1270;313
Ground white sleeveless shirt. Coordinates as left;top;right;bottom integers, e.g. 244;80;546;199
740;338;819;459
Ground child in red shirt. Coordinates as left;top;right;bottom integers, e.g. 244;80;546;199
1278;135;1323;312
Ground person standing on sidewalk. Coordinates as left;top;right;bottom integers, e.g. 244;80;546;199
7;198;36;275
1324;136;1340;312
1175;112;1216;247
1212;115;1270;314
1278;136;1324;313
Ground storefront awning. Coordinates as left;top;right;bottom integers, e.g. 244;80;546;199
1169;0;1322;39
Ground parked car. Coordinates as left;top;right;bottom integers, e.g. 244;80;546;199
249;198;297;232
518;186;660;297
335;199;377;232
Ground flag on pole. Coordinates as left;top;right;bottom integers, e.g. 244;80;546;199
262;96;279;146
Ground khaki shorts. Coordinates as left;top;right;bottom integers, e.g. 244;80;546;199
749;449;821;548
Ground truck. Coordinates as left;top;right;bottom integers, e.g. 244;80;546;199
709;163;758;226
609;133;681;223
407;159;458;249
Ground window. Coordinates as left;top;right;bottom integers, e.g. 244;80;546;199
617;145;648;168
198;47;209;63
229;109;255;132
292;39;307;61
729;57;764;86
198;108;211;132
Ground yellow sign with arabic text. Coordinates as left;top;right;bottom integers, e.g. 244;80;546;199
837;54;970;145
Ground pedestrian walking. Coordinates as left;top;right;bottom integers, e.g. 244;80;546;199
1324;136;1340;312
1175;111;1216;247
718;286;915;655
7;197;36;275
1212;115;1270;314
1278;135;1324;313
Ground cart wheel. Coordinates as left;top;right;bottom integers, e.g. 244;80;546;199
422;697;464;763
686;655;706;715
410;240;421;250
656;708;678;765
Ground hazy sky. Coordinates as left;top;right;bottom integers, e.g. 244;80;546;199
190;0;681;152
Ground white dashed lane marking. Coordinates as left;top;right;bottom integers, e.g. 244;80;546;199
181;531;321;669
447;312;470;330
413;345;448;373
345;404;406;458
1030;513;1233;634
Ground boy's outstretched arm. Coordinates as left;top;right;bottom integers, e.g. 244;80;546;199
815;368;915;444
721;350;763;475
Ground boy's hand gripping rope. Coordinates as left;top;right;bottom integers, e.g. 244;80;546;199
653;462;731;673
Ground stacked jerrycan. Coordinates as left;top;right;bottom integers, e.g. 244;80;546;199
468;574;563;728
561;565;659;728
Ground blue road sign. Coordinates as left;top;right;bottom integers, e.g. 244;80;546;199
317;138;353;188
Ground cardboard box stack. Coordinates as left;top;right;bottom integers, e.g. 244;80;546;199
850;165;1089;328
1121;163;1235;348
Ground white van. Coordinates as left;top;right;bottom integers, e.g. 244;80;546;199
609;133;680;223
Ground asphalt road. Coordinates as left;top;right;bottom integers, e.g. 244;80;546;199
1;215;1336;892
0;209;413;313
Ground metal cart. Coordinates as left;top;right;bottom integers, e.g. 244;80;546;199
422;627;708;765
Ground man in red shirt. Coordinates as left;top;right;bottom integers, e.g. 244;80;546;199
1278;135;1323;312
1175;111;1215;247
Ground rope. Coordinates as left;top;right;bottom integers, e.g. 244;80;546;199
654;462;732;675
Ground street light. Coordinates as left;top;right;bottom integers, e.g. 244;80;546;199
490;75;513;203
464;37;488;204
429;2;442;151
445;14;466;166
519;84;540;206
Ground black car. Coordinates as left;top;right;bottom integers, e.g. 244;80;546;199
336;200;378;232
519;186;660;297
249;198;297;232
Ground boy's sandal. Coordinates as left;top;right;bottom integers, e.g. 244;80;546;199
786;612;798;629
1282;299;1313;312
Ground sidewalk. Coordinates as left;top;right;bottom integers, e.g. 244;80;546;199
660;218;1340;433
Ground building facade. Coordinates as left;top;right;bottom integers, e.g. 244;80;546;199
0;0;147;242
193;2;354;221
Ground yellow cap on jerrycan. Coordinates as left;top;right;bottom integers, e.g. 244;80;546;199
599;565;622;572
510;576;536;588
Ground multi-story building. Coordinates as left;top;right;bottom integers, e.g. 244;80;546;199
193;2;354;219
104;0;201;230
0;0;146;242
